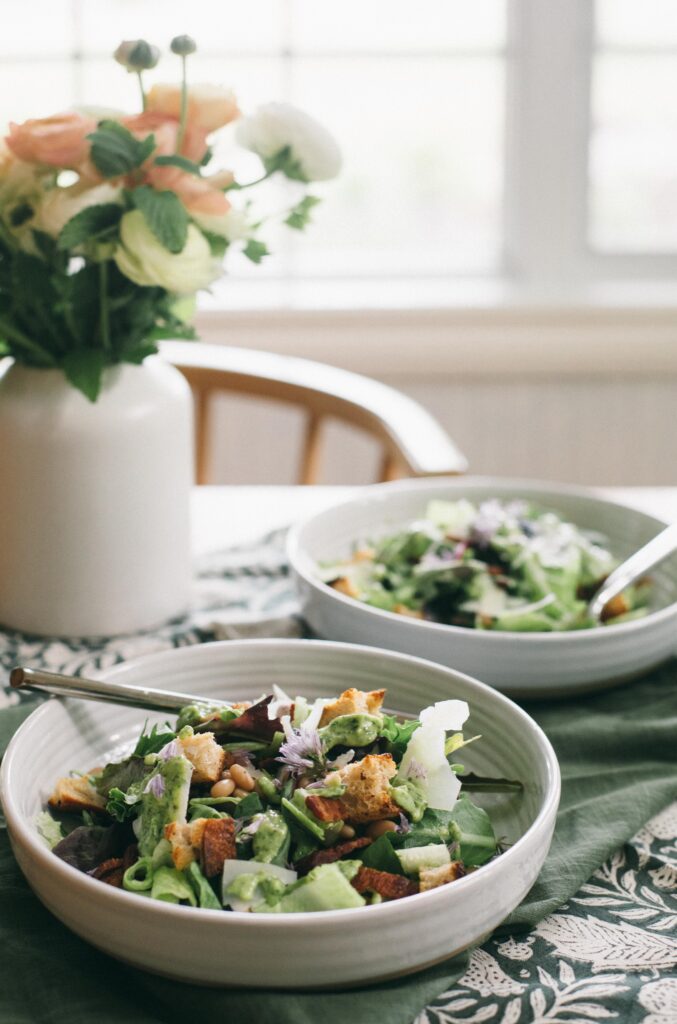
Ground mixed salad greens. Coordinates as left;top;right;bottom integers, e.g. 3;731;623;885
321;498;651;632
40;685;509;912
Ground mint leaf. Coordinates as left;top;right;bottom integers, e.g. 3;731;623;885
62;349;105;402
57;203;123;251
88;120;155;178
131;185;188;253
243;238;269;264
154;154;202;175
284;195;322;231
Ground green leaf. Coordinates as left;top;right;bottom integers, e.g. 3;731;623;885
131;185;189;253
447;793;498;866
62;349;106;402
284;194;322;231
263;145;307;182
242;238;269;264
154;154;202;175
57;203;123;251
360;833;405;875
133;722;176;756
88;120;155;178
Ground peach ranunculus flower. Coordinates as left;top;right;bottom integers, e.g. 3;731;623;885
6;112;97;168
146;83;240;135
145;163;231;233
120;111;208;165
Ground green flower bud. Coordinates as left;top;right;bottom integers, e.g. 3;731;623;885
114;38;160;72
170;34;197;57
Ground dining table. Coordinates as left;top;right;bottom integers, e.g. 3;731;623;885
1;484;676;1024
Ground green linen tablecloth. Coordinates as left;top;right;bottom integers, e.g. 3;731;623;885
0;531;675;1024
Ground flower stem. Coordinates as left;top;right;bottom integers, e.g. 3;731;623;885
99;260;111;355
0;318;56;366
176;55;188;153
136;70;146;111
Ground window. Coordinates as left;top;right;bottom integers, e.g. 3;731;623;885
1;1;674;306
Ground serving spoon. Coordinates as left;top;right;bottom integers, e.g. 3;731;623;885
9;666;205;712
587;520;677;621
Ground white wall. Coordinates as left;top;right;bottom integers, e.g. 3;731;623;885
195;304;677;486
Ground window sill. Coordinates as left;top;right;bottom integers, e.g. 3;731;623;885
195;277;677;378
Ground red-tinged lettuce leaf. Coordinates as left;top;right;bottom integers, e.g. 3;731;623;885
196;696;282;741
52;824;128;872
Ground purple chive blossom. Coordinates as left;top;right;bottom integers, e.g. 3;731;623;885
158;739;181;761
144;774;165;799
397;813;411;835
404;758;427;781
276;704;325;776
470;500;506;547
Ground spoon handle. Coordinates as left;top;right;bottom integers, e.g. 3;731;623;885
10;666;204;713
588;520;677;620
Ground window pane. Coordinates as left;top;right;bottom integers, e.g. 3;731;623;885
290;0;506;52
589;55;677;251
80;0;283;55
596;0;677;48
285;57;504;276
0;62;73;124
0;0;74;56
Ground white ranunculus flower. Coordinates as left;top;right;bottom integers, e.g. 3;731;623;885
114;210;220;294
236;102;342;182
191;205;251;241
36;182;123;238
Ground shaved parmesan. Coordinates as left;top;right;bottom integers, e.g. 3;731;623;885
419;700;469;733
400;724;461;812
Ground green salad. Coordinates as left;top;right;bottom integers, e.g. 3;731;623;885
320;499;650;632
40;685;508;912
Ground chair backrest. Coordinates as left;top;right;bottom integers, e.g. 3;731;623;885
161;340;467;485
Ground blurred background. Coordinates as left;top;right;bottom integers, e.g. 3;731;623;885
5;0;677;484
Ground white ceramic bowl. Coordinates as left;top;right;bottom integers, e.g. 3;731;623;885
1;639;559;988
287;478;677;697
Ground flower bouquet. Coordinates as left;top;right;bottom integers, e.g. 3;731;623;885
0;36;340;639
0;35;341;400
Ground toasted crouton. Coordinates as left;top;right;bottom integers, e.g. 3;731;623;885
306;753;400;824
164;818;210;870
393;604;424;619
352;866;418;901
329;576;359;599
419;861;466;892
48;776;107;814
200;817;236;877
318;687;386;727
179;733;226;784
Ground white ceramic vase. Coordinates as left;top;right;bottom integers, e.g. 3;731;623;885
0;356;193;637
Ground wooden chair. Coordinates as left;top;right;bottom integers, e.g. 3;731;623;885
161;340;467;485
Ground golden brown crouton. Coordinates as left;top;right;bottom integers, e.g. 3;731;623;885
179;733;226;784
164;818;210;870
200;817;236;877
393;604;424;619
306;753;400;824
319;687;386;727
419;861;466;892
328;577;360;599
352;866;418;901
48;776;107;814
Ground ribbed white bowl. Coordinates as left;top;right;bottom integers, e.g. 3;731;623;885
287;478;677;696
1;640;559;988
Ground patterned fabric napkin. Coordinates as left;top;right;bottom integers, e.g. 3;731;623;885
0;531;675;1024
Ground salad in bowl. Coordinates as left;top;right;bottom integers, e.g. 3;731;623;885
320;498;650;633
41;685;503;913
